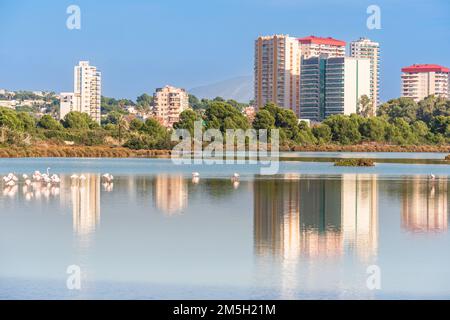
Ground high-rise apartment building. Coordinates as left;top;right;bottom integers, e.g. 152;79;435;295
300;56;371;121
254;35;301;116
350;37;380;114
152;85;189;127
298;36;346;58
401;64;449;102
60;61;101;123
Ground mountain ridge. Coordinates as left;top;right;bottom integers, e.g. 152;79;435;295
189;76;253;103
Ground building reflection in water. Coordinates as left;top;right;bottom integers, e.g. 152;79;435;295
153;174;187;215
402;178;448;233
254;174;378;261
71;174;101;236
253;174;379;297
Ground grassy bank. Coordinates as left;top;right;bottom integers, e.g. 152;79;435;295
289;144;450;153
0;144;449;158
0;146;171;158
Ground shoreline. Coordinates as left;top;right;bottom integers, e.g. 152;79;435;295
0;145;449;158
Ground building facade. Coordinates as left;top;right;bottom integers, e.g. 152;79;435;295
60;61;102;123
350;37;380;114
300;56;371;121
59;92;75;119
254;35;301;116
298;36;346;58
401;64;449;102
152;85;189;127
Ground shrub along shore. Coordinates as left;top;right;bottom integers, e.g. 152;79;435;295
0;146;171;158
334;159;375;167
0;144;449;159
0;94;449;158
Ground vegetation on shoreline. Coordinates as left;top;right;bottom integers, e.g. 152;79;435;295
334;159;375;167
0;95;449;158
445;155;450;161
0;146;171;158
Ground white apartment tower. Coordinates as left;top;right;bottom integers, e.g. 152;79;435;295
401;64;449;102
60;61;102;123
152;85;189;127
300;56;371;121
254;35;302;116
350;38;380;114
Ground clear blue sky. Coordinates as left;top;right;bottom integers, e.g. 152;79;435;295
0;0;449;102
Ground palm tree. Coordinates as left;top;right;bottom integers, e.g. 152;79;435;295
357;95;373;117
117;114;129;143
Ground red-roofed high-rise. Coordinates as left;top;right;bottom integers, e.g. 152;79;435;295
298;36;346;58
401;64;449;101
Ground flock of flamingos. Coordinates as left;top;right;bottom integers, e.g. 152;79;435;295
1;170;241;198
1;168;115;199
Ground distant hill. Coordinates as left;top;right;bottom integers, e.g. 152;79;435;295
190;76;253;103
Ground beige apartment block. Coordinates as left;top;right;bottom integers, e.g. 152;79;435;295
254;34;301;116
152;85;189;127
401;64;449;102
350;37;380;114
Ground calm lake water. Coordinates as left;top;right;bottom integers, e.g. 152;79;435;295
0;157;449;299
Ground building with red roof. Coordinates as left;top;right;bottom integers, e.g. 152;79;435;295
298;36;346;58
401;64;449;102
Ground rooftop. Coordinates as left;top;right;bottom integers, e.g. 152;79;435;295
298;36;346;46
402;64;449;73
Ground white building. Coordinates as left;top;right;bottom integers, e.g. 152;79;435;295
60;92;75;119
60;61;102;123
350;37;380;114
0;100;17;109
401;64;449;102
300;56;371;121
344;57;371;115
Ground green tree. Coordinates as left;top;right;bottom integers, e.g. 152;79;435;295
252;109;275;130
125;118;171;149
204;101;249;132
259;102;300;141
17;112;36;132
37;115;63;130
357;94;373;118
0;107;23;131
391;118;418;145
411;120;430;143
129;118;144;131
173;109;201;135
431;116;450;139
323;114;361;145
136;93;153;109
359;117;387;142
377;97;418;123
62;112;99;130
417;95;450;124
312;124;332;144
297;121;317;145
